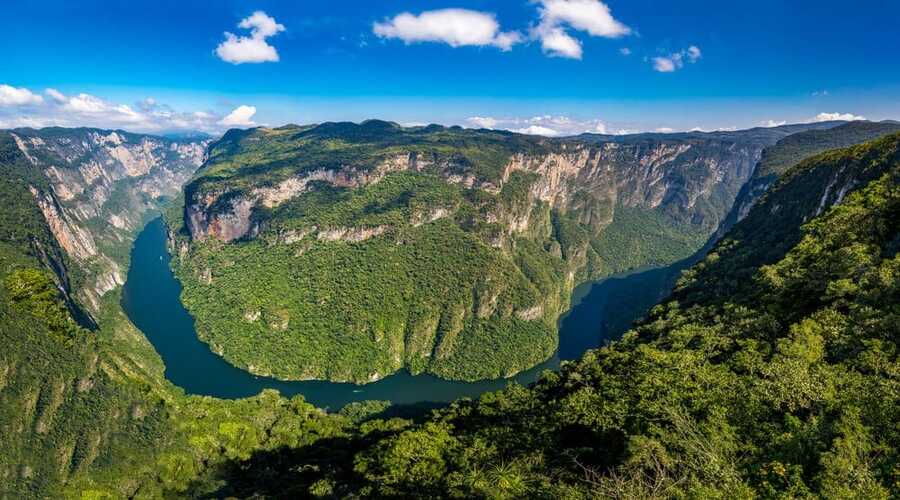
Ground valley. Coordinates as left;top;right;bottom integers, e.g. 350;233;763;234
4;3;899;496
2;119;899;497
124;215;691;408
167;120;840;383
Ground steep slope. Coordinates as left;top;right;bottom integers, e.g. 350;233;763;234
8;127;207;313
718;120;900;236
169;121;823;383
0;130;350;498
209;132;900;498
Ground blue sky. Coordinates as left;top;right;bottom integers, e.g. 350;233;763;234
2;0;899;135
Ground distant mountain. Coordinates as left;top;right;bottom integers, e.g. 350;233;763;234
578;120;844;144
3;120;899;497
161;130;215;141
715;120;900;238
168;119;838;384
193;131;900;498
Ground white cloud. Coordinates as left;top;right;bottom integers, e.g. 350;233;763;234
216;11;285;64
44;88;66;103
655;127;674;133
536;26;583;59
652;45;701;73
0;84;246;133
513;125;561;136
219;105;257;127
493;31;524;51
537;0;631;38
63;93;109;113
814;112;865;122
619;47;631;56
375;1;629;59
238;10;285;38
762;120;787;128
686;45;701;62
373;9;522;51
812;90;829;97
652;56;678;73
533;0;630;59
467;116;498;128
0;84;44;106
467;115;611;136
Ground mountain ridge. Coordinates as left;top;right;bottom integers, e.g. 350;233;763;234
167;119;848;383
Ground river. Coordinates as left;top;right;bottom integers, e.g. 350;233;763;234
122;217;679;410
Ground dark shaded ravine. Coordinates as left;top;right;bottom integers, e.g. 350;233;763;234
122;217;681;410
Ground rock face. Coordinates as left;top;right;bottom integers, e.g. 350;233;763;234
712;120;900;240
10;127;208;313
172;121;853;384
185;137;766;244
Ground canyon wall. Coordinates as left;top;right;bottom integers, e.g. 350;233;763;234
9;128;207;313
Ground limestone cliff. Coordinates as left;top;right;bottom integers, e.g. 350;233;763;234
9;127;208;313
170;121;847;384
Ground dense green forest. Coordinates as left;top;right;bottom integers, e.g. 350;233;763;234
170;121;759;383
173;170;569;382
0;131;351;497
4;124;899;497
190;132;900;497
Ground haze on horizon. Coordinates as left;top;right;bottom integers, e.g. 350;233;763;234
2;0;899;136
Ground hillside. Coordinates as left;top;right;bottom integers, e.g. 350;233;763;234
6;127;208;313
168;121;830;383
719;120;900;234
2;124;897;497
202;132;900;498
0;128;351;497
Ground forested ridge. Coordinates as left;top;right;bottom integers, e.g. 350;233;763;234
1;126;899;498
168;121;797;384
195;133;900;498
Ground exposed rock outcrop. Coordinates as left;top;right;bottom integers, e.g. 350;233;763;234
11;127;208;314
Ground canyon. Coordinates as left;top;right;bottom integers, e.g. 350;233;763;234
169;120;844;383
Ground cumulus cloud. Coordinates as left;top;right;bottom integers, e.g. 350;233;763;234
536;27;583;59
0;83;250;133
376;1;629;59
466;115;612;136
513;125;561;136
0;84;43;106
812;90;829;97
373;9;522;51
534;0;630;59
219;105;257;127
814;112;865;122
216;11;285;64
44;88;66;103
619;47;631;56
537;0;631;38
762;119;787;128
467;116;498;128
652;45;702;72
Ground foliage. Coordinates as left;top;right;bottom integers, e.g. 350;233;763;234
174;180;564;382
173;123;734;384
754;120;900;182
0;130;350;498
204;132;900;497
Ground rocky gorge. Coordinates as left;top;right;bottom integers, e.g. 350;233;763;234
7;127;207;315
168;120;849;383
